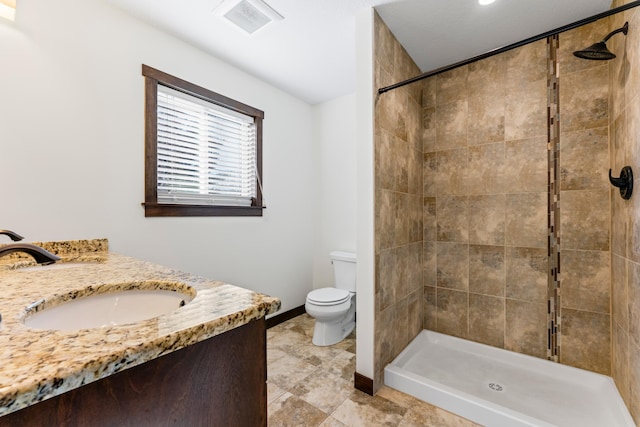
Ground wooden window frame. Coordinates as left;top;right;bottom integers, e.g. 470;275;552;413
142;64;264;217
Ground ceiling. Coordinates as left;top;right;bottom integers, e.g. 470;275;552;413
105;0;613;105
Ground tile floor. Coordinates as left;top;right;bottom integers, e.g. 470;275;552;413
267;314;480;427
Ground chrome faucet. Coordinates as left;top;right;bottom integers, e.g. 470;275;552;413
0;243;60;265
0;230;24;241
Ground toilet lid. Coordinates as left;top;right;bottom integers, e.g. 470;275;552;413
307;288;350;305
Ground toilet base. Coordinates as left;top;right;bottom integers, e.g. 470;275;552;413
311;316;355;346
306;293;356;347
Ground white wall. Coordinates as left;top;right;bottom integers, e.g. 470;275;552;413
0;0;316;314
355;8;375;381
311;93;357;289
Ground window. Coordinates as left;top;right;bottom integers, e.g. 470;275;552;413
142;65;264;217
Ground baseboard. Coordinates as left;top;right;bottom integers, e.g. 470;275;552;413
266;304;306;329
354;372;374;396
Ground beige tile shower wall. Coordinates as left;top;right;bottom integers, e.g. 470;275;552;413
422;23;615;375
422;41;550;359
373;6;623;397
609;1;640;423
373;12;423;393
558;19;612;376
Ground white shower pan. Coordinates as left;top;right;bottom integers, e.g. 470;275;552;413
385;330;634;427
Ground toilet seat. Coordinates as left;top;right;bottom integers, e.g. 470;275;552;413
307;288;350;306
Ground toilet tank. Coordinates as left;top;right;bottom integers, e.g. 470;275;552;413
330;251;356;293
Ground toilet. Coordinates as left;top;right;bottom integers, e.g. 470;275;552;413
305;251;356;346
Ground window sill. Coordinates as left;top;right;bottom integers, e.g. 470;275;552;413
143;203;264;217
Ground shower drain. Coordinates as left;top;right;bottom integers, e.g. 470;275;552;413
488;382;503;392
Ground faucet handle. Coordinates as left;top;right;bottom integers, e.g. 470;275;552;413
0;230;24;242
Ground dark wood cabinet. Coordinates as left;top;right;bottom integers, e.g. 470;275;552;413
0;319;267;427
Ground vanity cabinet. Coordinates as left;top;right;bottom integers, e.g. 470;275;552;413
0;319;266;427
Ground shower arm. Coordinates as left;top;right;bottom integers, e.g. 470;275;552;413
601;22;629;43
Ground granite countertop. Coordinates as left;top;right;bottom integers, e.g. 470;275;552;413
0;239;281;417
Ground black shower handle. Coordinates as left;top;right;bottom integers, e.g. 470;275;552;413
609;166;633;200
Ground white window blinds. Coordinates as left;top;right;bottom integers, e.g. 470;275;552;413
156;85;257;207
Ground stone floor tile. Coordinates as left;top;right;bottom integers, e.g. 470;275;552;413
267;346;289;364
325;350;356;382
267;353;319;389
318;416;349;427
267;328;308;349
268;393;328;427
267;314;475;427
331;390;406;427
280;342;343;369
398;403;481;427
291;370;353;414
267;381;287;405
375;386;423;409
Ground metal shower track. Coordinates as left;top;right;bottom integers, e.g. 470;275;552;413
377;0;640;95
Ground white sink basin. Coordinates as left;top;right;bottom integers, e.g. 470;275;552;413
23;285;194;331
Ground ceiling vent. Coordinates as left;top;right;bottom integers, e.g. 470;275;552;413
213;0;283;34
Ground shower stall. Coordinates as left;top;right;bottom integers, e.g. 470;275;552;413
373;2;640;425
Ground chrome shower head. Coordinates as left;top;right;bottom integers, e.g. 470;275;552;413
573;21;628;60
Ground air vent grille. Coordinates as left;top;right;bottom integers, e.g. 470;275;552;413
214;0;283;34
